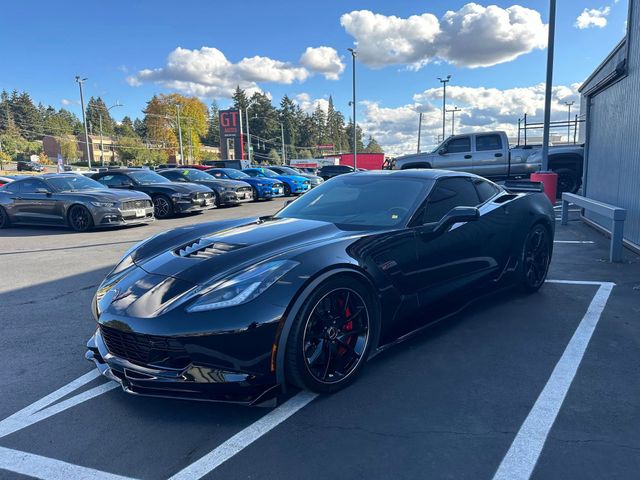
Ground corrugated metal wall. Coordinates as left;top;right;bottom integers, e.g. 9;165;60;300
583;0;640;249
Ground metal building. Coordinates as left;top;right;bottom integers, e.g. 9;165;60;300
580;0;640;252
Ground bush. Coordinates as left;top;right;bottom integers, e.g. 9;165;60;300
0;151;11;168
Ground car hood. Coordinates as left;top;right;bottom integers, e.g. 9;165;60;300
196;179;250;189
144;182;211;193
276;175;308;183
131;217;355;286
245;177;280;185
62;188;150;202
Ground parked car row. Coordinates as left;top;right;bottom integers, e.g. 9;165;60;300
0;165;321;232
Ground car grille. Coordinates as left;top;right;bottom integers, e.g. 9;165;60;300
273;183;283;188
236;186;252;194
175;238;243;259
194;192;212;200
121;199;152;210
100;325;189;369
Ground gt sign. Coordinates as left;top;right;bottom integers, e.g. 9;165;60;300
220;109;241;138
219;108;245;160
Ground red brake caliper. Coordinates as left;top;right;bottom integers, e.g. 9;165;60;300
339;302;353;356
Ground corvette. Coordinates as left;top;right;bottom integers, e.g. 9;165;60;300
86;170;554;405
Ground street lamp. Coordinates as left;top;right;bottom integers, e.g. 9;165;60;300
446;106;462;136
347;48;357;169
541;0;557;171
75;76;92;169
438;75;451;142
564;101;574;144
93;102;123;166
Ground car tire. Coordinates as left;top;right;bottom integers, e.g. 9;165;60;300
252;187;260;202
518;223;552;293
153;195;174;219
284;184;292;196
285;276;379;394
213;191;221;208
68;205;94;232
554;168;580;196
0;206;10;229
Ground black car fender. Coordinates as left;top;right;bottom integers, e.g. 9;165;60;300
274;265;381;393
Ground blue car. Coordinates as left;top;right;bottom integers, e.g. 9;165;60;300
206;168;285;201
242;167;311;196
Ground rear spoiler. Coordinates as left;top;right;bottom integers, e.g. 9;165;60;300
503;180;544;193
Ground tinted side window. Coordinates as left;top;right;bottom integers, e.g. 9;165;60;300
476;134;503;151
19;178;47;193
162;171;181;181
5;182;21;193
474;179;501;203
446;137;471;154
209;170;225;178
423;178;480;223
337;165;352;172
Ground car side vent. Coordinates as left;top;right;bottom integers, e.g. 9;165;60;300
175;238;243;259
493;194;518;204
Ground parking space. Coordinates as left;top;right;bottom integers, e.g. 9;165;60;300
1;202;639;479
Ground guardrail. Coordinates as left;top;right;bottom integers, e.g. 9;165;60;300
561;192;627;262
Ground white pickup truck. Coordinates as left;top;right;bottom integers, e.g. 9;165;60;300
393;131;584;194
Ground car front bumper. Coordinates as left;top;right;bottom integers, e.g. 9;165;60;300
256;185;284;199
220;189;254;205
95;206;155;227
173;196;215;213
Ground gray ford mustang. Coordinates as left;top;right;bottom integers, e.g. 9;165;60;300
0;173;154;231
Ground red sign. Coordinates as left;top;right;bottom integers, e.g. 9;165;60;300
220;109;241;138
316;144;335;150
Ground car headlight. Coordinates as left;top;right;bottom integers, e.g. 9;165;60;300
172;193;191;199
256;183;266;187
186;259;298;312
91;201;116;208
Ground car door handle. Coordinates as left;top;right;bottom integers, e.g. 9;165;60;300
495;153;503;157
464;155;472;159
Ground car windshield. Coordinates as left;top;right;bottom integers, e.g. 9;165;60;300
276;175;433;229
128;170;170;184
277;167;300;175
220;169;249;179
47;175;105;192
180;169;213;181
251;168;278;178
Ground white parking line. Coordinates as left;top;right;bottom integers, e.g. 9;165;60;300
553;240;595;244
0;370;117;439
492;281;615;480
0;446;136;480
168;391;318;480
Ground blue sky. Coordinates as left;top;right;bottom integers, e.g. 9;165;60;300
0;0;629;153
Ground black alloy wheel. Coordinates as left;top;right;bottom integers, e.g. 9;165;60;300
520;224;551;292
213;191;221;208
68;205;94;232
252;187;260;202
554;168;579;196
284;183;292;196
286;277;378;393
0;206;9;229
153;195;174;219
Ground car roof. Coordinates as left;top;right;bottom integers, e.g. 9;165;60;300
350;169;480;180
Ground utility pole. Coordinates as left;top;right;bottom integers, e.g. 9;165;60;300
541;0;556;171
176;104;184;165
98;114;104;166
75;76;92;169
446;106;462;136
348;48;357;169
565;101;574;144
245;108;252;163
417;112;423;153
188;121;193;162
438;75;451;143
280;122;286;164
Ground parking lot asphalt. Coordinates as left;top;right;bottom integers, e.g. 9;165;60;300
1;200;639;480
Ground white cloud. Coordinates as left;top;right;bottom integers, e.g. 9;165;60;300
340;3;547;69
362;82;581;155
60;98;72;106
127;46;309;98
300;46;345;80
294;93;329;114
575;7;611;29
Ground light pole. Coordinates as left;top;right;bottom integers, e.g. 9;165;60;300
75;76;92;169
95;102;122;166
175;104;185;165
541;0;556;171
565;101;574;144
348;48;357;169
417;112;423;153
446;106;462;136
438;75;451;143
245;108;252;163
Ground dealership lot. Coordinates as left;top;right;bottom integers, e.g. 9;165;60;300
1;201;639;480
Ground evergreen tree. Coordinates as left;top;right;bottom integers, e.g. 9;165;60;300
232;86;250;113
12;91;42;139
206;100;220;146
346;120;365;153
133;118;147;139
86;97;116;136
268;148;281;164
115;116;136;137
279;95;298;160
365;136;383;153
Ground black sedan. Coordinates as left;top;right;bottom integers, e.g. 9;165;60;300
0;174;154;231
92;169;214;219
86;170;554;405
157;168;253;206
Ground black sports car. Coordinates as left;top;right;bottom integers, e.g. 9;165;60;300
0;174;154;231
157;168;254;206
92;169;215;219
86;170;555;405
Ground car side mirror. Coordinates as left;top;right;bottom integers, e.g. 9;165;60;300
120;182;133;188
438;148;448;155
435;206;479;233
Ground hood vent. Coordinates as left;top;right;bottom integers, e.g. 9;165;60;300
175;238;243;259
